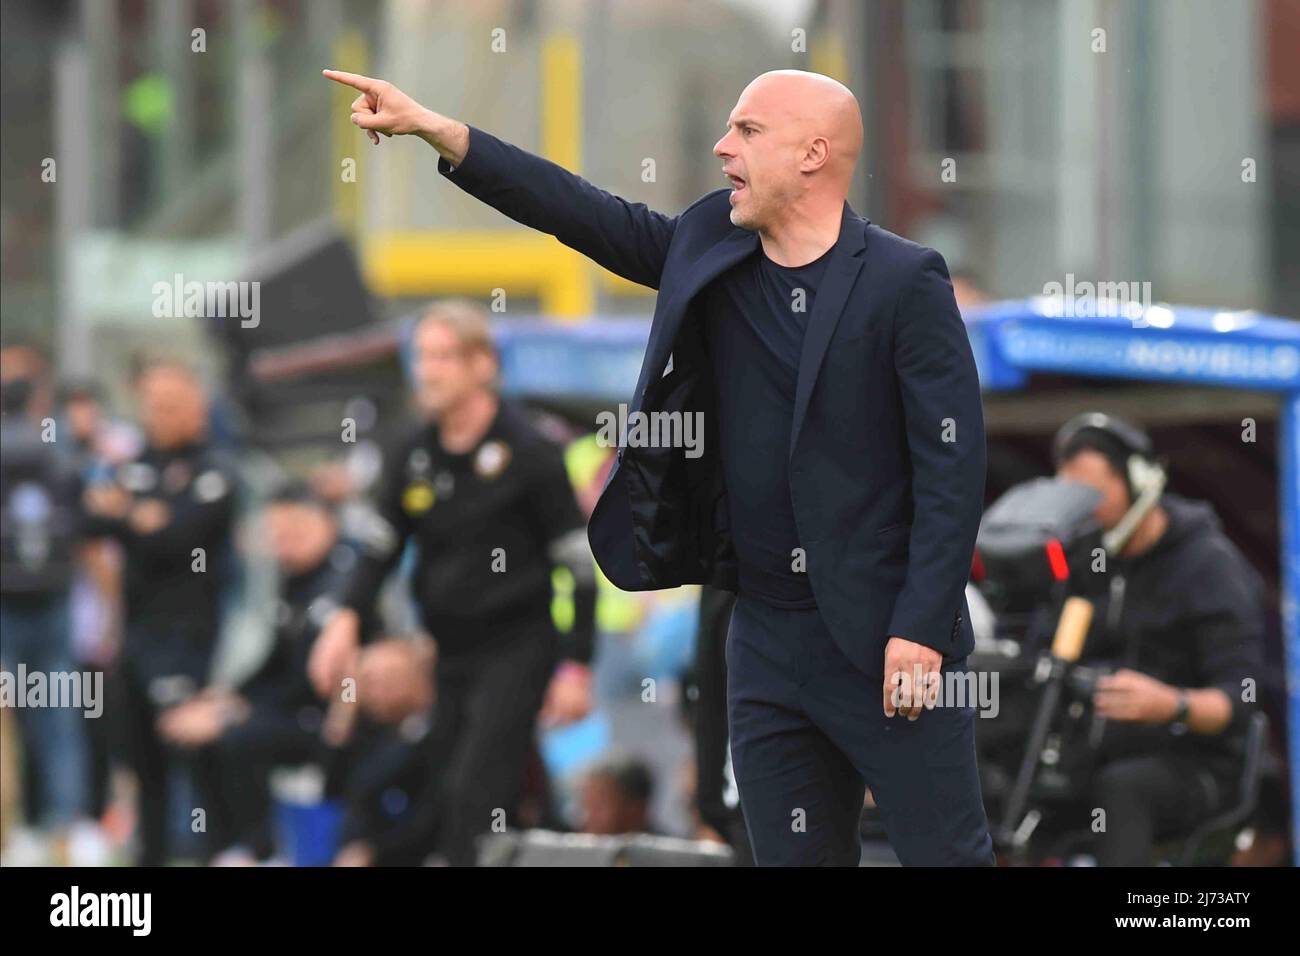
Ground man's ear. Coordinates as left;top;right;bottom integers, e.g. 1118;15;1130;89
801;136;831;173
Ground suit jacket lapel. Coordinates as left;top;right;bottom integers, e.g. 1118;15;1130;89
631;228;759;413
788;204;868;459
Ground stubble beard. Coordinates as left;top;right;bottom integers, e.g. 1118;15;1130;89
729;197;762;231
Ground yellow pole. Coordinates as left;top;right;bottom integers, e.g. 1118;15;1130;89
332;30;369;241
540;34;592;320
811;36;848;85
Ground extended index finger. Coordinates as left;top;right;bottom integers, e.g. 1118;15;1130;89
323;69;381;93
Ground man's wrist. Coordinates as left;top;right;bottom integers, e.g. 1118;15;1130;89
418;111;468;166
414;108;443;144
216;694;250;729
1167;687;1190;729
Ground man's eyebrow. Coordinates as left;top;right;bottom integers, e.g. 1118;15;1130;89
727;116;763;130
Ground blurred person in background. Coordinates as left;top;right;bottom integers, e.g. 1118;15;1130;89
157;482;357;864
0;343;96;864
1053;413;1266;866
58;380;142;848
330;635;438;866
949;268;990;314
578;756;660;836
309;299;597;865
81;358;239;865
61;380;144;476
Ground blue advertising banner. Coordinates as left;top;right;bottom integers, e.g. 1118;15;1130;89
971;300;1300;391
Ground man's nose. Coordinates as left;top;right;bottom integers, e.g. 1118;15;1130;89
713;132;734;158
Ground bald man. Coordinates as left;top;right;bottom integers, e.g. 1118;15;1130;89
326;68;993;866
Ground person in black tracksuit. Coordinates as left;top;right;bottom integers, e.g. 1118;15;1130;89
81;360;237;865
309;300;596;866
1054;416;1266;866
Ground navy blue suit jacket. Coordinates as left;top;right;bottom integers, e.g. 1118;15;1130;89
438;126;986;677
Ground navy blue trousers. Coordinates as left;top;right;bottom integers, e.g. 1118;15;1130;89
725;595;995;866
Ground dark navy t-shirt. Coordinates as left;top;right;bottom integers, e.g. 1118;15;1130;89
701;245;834;607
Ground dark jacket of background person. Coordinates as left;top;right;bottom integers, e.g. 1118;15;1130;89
339;399;595;663
81;440;238;682
0;408;83;599
435;127;986;678
1077;492;1266;765
241;545;355;716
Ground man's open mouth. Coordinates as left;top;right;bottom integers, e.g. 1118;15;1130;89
726;173;747;197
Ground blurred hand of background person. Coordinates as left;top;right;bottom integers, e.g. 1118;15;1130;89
1092;668;1182;724
539;662;593;728
157;691;247;749
84;484;131;519
308;461;356;505
127;499;171;536
309;607;362;700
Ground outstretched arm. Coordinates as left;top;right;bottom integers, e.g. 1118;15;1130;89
324;69;678;289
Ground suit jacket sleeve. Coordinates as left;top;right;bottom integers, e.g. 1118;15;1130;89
886;250;987;655
437;125;678;289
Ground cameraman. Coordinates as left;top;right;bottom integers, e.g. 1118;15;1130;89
1052;413;1264;866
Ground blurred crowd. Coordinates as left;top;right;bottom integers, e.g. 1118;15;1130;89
0;304;706;867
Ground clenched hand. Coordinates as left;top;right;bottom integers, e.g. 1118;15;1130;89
883;635;942;720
